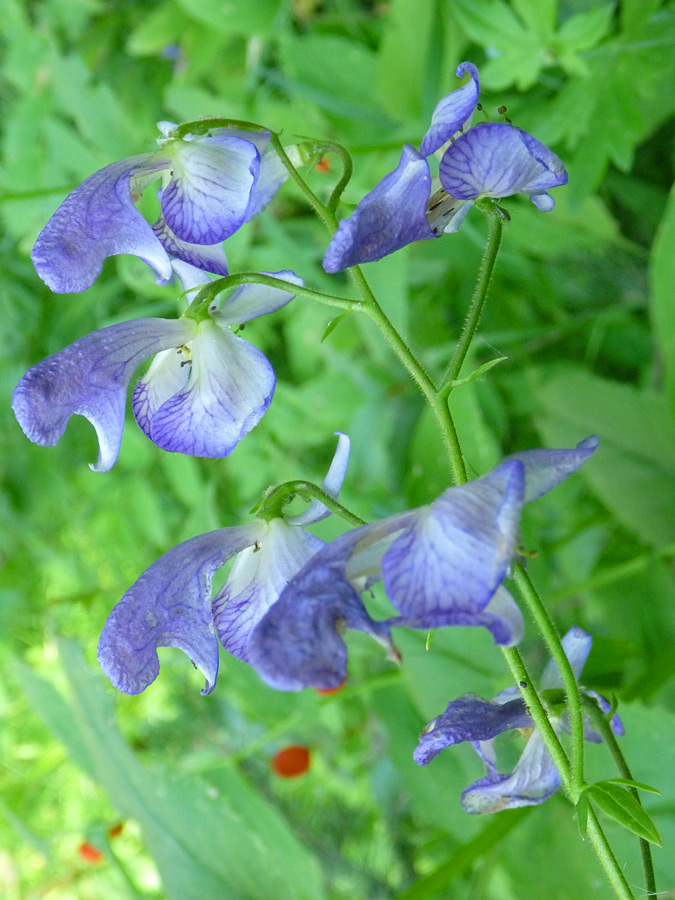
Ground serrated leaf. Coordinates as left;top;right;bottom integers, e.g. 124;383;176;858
556;3;614;53
584;781;661;845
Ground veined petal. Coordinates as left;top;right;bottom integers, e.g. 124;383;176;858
381;460;525;623
245;150;288;221
248;536;397;691
152;216;229;276
13;318;193;472
323;145;435;273
505;437;599;504
132;347;190;438
161;137;259;244
97;525;260;695
32;155;172;293
420;61;480;157
170;259;213;295
213;519;323;663
287;431;351;526
439;123;568;205
541;625;593;688
413;692;531;766
133;319;274;457
461;730;563;814
216;270;304;324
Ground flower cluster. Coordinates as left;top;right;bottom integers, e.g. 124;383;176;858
323;62;568;272
414;627;624;814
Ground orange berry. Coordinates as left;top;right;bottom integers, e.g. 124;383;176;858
271;745;311;778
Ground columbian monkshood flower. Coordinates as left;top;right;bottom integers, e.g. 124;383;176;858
323;62;568;272
32;122;290;293
414;626;625;813
97;433;396;695
12;262;302;472
248;439;598;691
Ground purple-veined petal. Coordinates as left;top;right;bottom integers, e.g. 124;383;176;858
413;691;531;766
245;150;288;221
248;535;397;691
132;347;190;438
32;155;172;293
287;431;351;526
132;318;274;457
152;216;229;276
541;625;593;688
215;270;303;324
161;137;259;244
381;460;525;624
213;519;323;663
505;436;599;504
419;61;481;157
97;525;260;695
12;317;193;472
323;145;436;273
461;729;563;814
439;122;568;206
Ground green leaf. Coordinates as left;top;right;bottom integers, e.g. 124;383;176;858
576;790;590;839
449;356;507;387
320;312;352;343
650;181;675;414
174;0;279;33
22;640;326;900
556;3;614;53
602;778;662;796
127;1;192;55
583;781;662;845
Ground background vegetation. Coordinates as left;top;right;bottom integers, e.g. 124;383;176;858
1;0;674;897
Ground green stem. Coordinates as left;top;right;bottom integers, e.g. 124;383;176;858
585;701;657;898
184;272;361;319
440;211;503;397
513;566;586;795
585;808;636;900
269;132;334;229
256;480;366;527
322;141;354;212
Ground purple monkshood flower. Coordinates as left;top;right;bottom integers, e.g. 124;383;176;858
97;433;396;695
12;262;302;472
247;439;598;691
414;627;625;814
32;121;292;293
323;62;568;272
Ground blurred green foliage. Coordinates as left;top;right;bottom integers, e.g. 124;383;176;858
1;0;675;898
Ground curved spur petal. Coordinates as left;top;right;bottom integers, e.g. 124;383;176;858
414;691;531;766
439;122;568;204
461;730;563;814
216;270;304;324
161;137;259;245
381;460;525;624
245;150;288;222
323;145;436;272
287;431;351;526
213;519;323;663
420;61;481;157
134;319;275;457
152;216;229;276
31;155;173;293
248;534;397;691
505;436;599;504
13;317;192;472
98;525;260;695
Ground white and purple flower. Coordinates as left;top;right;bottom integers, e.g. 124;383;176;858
323;62;568;272
96;434;395;694
414;627;625;814
12;263;302;471
32;122;290;293
248;439;598;691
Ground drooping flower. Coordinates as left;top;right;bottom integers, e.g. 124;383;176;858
323;62;567;272
97;433;395;695
12;263;302;471
32;121;291;293
248;439;598;691
414;627;625;814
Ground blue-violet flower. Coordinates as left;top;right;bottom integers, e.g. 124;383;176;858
12;262;302;471
414;626;624;813
248;439;598;691
97;433;396;694
323;62;568;272
32;122;291;292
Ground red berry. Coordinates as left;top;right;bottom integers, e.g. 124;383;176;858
271;745;311;778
